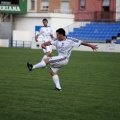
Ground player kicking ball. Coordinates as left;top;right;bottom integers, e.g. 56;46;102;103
27;28;98;91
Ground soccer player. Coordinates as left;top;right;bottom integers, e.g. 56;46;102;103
35;18;54;61
27;28;98;91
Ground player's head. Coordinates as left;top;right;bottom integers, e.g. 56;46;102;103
56;28;66;40
43;18;48;27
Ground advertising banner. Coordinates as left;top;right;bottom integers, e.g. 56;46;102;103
0;0;27;14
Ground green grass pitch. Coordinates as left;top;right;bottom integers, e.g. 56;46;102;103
0;47;120;120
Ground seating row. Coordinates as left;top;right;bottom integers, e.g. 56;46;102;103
67;23;120;43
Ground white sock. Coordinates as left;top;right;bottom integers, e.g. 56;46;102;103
52;75;61;89
41;55;49;61
32;61;46;69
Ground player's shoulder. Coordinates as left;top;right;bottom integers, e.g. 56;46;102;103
40;27;44;30
51;38;58;45
54;38;58;41
46;26;51;29
40;26;44;28
67;37;80;43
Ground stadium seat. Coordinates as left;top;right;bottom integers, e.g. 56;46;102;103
67;22;120;43
115;39;120;44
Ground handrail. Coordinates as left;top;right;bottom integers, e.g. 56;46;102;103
9;40;31;48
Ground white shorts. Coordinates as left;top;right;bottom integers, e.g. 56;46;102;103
42;45;52;53
49;56;68;74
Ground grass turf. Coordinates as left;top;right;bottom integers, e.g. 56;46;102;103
0;47;120;120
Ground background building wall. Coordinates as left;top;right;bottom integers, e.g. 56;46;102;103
37;0;40;12
13;13;74;41
75;0;116;21
69;0;77;13
49;0;60;13
27;0;37;12
116;0;120;20
110;0;116;11
26;0;118;21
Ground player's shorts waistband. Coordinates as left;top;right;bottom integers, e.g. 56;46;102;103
49;57;68;63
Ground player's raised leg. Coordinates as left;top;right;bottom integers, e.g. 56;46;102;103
27;59;49;71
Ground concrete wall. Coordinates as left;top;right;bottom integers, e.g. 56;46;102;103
0;39;9;47
31;41;120;53
13;13;74;41
1;38;120;53
0;22;13;39
13;30;29;41
73;43;120;52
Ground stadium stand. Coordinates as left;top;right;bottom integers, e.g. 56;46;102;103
115;39;120;44
67;23;120;43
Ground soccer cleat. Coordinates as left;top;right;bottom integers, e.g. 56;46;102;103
54;87;62;91
27;62;33;71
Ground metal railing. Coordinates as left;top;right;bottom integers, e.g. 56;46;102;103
9;40;31;48
64;21;91;35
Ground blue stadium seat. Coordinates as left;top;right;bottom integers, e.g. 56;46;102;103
67;22;120;43
115;39;120;44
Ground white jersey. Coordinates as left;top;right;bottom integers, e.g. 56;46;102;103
51;37;82;60
38;26;53;42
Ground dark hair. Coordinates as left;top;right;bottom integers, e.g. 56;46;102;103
56;28;66;36
43;18;48;22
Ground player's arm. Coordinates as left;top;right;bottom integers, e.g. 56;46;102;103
50;28;54;40
35;28;43;42
50;34;54;40
35;34;39;42
41;41;51;49
81;42;98;51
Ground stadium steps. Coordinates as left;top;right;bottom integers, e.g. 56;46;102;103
67;23;120;43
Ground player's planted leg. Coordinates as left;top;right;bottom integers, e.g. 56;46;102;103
52;75;62;90
50;70;62;91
